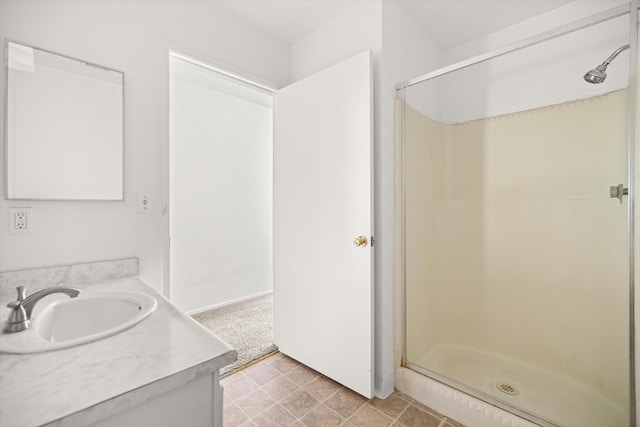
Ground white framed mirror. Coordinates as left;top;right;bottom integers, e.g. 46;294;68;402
5;40;124;200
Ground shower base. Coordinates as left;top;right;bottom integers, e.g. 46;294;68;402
408;345;626;427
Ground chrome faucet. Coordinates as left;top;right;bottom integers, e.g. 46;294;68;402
3;285;80;333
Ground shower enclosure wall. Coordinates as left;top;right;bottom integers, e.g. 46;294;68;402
396;4;637;427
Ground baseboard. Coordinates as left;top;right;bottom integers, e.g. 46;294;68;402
186;290;273;315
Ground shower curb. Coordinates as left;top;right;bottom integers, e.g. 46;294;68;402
395;367;540;427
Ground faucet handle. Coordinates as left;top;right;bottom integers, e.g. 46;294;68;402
16;285;26;302
7;285;26;308
4;285;29;333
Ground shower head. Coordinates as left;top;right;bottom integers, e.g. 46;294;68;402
584;44;630;84
584;64;608;84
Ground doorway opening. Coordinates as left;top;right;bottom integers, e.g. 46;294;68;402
169;52;276;374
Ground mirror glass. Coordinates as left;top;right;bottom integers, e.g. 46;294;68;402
5;41;124;200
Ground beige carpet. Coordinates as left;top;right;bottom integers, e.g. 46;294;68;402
192;293;277;376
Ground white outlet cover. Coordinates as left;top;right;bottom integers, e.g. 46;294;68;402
8;207;32;234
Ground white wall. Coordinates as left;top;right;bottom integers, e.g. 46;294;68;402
0;0;290;293
290;2;382;82
170;57;273;312
381;0;442;398
438;0;628;123
376;2;440;398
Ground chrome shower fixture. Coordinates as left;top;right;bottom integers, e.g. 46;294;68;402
584;44;630;84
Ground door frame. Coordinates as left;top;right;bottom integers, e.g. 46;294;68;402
163;49;277;300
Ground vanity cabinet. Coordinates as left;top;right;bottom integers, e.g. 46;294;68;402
0;270;236;427
90;371;224;427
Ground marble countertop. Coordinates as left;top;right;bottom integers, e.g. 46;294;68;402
0;276;237;427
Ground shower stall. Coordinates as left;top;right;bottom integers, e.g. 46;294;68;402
396;3;638;427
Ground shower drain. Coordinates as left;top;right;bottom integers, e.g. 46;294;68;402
495;382;520;396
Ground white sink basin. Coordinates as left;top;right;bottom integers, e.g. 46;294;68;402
0;291;156;353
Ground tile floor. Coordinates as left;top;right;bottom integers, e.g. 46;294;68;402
222;352;466;427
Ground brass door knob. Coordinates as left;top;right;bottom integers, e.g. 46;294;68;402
354;235;368;247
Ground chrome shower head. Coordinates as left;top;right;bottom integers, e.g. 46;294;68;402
583;64;607;84
584;44;630;84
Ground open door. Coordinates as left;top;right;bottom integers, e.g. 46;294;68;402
274;51;373;398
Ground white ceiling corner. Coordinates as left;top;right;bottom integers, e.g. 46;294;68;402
215;0;574;50
215;0;360;45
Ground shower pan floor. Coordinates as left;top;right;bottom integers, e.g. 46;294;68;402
414;345;626;427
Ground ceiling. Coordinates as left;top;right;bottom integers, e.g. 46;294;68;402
216;0;573;50
398;0;572;50
215;1;360;46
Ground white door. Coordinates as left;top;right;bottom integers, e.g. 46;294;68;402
274;51;374;398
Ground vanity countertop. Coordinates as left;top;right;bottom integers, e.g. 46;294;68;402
0;276;237;427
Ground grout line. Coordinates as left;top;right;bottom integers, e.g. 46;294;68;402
255;399;297;424
394;402;412;424
225;354;462;427
363;404;396;425
259;384;301;421
249;367;325;424
288;380;340;423
297;398;325;423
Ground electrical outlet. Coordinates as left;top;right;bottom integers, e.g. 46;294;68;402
15;212;27;229
9;207;32;234
137;192;152;214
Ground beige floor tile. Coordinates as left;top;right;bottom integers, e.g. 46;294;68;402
301;403;345;427
245;363;283;386
303;376;341;401
324;388;366;419
225;391;233;406
263;375;301;400
236;388;278;418
267;352;286;362
224;355;466;427
286;364;320;386
225;375;261;401
348;405;394;427
397;404;441;427
390;390;414;403
252;403;298;426
280;389;320;418
222;371;244;386
368;393;410;419
223;403;250;427
270;355;301;373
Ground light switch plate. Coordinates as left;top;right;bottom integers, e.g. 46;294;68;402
137;192;152;214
